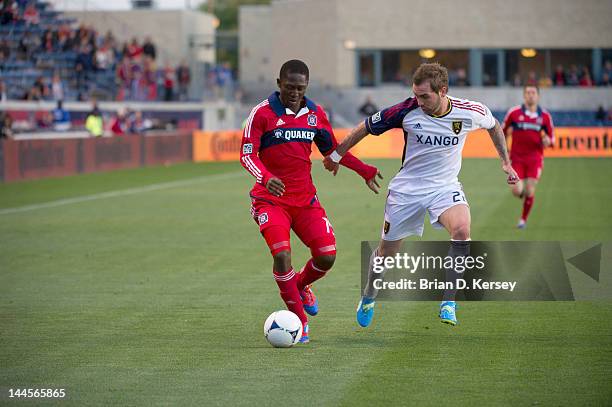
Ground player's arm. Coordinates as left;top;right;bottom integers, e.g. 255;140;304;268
315;110;382;193
240;108;284;197
486;119;519;184
541;111;555;148
323;100;410;176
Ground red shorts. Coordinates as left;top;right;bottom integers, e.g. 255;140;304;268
250;196;336;257
512;156;543;180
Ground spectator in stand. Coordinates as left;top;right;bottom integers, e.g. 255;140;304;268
566;65;579;86
600;72;611;87
511;73;522;87
538;74;552;88
85;106;103;137
116;56;131;100
127;38;143;60
176;60;191;101
23;2;40;25
110;108;127;135
595;106;606;126
358;95;379;117
579;67;593;87
143;56;157;100
52;100;71;131
603;60;612;81
552;65;566;86
33;75;49;99
0;80;7;102
455;68;469;86
0;40;10;65
95;41;114;71
142;36;156;60
51;71;64;101
0;111;14;139
163;63;175;101
525;71;538;86
41;29;57;52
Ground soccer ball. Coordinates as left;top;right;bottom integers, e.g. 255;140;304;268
263;310;303;348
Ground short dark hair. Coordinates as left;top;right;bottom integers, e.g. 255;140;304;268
413;63;449;92
279;59;309;80
523;84;539;93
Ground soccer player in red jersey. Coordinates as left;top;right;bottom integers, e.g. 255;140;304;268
502;85;554;228
240;60;381;343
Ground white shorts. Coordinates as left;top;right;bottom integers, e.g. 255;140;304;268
381;182;469;241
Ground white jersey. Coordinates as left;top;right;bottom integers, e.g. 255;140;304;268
365;96;495;194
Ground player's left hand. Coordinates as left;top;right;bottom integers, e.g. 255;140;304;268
366;171;383;194
542;136;552;147
502;162;519;184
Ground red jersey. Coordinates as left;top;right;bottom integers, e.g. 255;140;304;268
502;104;554;159
240;92;376;207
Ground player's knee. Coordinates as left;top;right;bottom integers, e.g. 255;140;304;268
525;186;536;197
313;254;335;271
451;224;470;241
273;250;292;273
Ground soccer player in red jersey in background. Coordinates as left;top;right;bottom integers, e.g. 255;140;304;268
503;85;554;229
240;60;382;343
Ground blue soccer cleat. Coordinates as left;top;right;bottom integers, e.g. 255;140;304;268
299;323;309;344
356;296;376;327
300;285;319;316
439;301;458;326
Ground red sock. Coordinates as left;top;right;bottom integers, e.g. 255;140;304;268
297;259;329;291
522;195;535;221
273;268;308;326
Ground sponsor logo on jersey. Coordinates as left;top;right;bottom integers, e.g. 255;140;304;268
273;129;316;141
276;118;285;126
452;121;463;135
415;134;460;146
372;111;382;123
258;213;268;225
307;114;317;127
413;123;422;129
242;143;253;154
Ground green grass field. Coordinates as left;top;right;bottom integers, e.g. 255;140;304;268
1;158;611;406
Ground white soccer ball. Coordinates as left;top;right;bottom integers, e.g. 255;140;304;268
263;310;303;348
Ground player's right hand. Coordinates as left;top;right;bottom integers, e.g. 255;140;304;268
502;162;519;185
266;177;285;197
322;155;340;176
366;171;384;194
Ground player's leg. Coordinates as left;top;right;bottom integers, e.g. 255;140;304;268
357;190;426;327
430;186;471;325
252;201;309;335
292;200;337;317
519;159;542;228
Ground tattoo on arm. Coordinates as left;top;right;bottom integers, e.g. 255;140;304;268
487;120;511;163
336;121;369;156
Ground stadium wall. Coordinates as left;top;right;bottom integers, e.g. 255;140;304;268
192;127;612;162
239;0;612;88
0;132;192;182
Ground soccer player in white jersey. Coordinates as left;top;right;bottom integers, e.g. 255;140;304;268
323;63;519;326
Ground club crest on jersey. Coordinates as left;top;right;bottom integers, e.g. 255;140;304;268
384;221;391;234
274;129;284;138
258;213;268;225
372;111;382;123
307;114;317;127
452;121;463;135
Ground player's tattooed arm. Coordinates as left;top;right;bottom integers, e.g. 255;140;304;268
487;119;519;184
323;121;369;173
335;121;369;156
